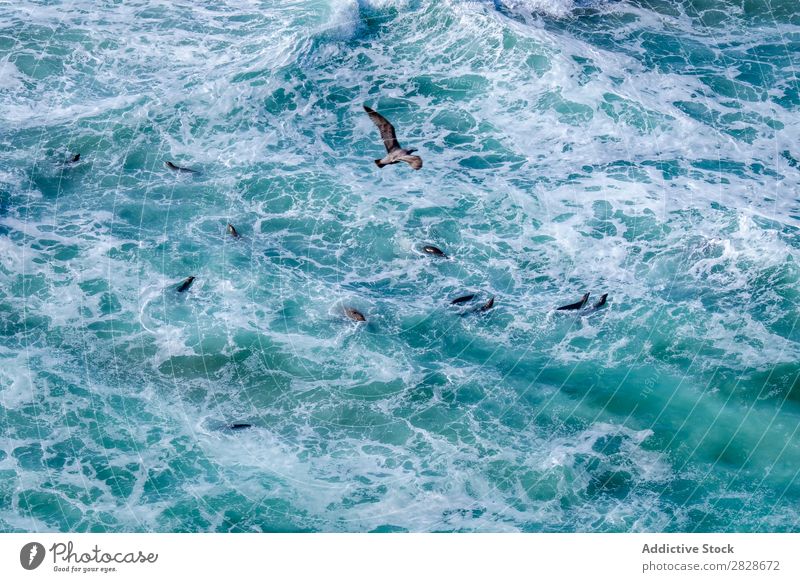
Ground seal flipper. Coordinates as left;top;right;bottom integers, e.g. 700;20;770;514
557;292;590;311
479;296;495;312
592;293;608;309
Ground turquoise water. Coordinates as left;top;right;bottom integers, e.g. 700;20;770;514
1;0;799;532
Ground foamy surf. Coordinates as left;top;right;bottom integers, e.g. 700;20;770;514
1;0;799;533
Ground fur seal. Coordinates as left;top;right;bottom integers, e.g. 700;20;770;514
66;153;80;164
479;296;495;312
363;105;423;170
176;276;195;293
165;161;198;174
579;293;608;314
343;307;366;322
229;423;252;430
423;245;446;257
557;292;589;311
227;223;240;238
450;294;476;305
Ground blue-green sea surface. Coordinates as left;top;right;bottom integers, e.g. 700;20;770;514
1;0;800;532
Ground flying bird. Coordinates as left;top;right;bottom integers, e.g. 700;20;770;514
363;105;423;170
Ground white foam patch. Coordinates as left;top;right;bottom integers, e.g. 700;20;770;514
0;352;37;409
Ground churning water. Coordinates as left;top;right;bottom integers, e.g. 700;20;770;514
1;0;800;532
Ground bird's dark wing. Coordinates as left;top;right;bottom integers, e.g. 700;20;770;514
364;105;401;153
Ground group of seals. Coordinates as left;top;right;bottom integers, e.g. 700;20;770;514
348;104;633;322
124;102;607;433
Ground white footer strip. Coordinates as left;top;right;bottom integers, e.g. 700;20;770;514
2;533;798;581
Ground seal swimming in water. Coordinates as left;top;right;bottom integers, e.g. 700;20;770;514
451;294;476;305
557;292;589;311
479;297;495;312
229;423;252;431
165;161;198;174
460;295;496;316
227;223;240;238
363;105;423;170
66;153;80;164
176;276;195;293
423;245;446;257
343;307;366;322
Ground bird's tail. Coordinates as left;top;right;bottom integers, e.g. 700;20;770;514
374;159;386;168
401;155;423;170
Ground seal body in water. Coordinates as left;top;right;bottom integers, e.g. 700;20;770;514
165;161;198;174
363;105;423;170
176;276;195;293
556;292;589;311
343;307;366;322
227;223;240;238
229;423;252;431
423;245;446;257
66;153;80;164
451;294;475;305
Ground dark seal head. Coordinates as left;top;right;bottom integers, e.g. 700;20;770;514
227;223;240;238
176;276;195;293
67;153;80;164
343;307;366;322
479;297;495;312
557;292;590;311
229;423;252;431
423;245;446;257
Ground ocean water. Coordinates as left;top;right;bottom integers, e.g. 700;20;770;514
1;0;799;533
